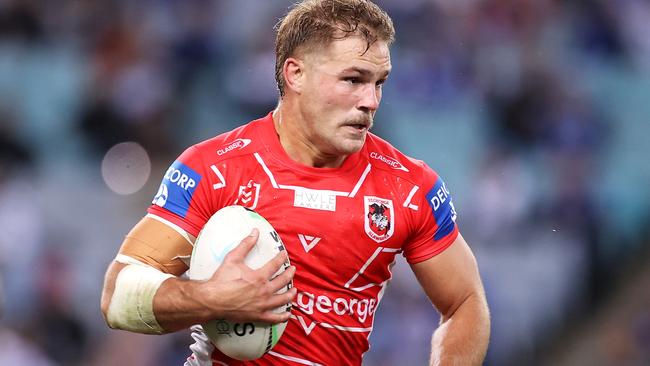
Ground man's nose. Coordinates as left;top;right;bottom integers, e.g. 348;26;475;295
357;84;380;112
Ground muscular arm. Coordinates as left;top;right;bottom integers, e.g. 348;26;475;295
410;234;490;366
100;217;296;334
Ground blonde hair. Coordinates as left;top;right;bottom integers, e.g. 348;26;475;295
275;0;395;96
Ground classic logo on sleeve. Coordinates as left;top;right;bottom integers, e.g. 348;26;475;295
369;152;409;172
425;178;457;240
364;196;395;243
216;138;251;156
152;161;202;217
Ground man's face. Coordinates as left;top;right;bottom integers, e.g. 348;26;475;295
297;35;391;157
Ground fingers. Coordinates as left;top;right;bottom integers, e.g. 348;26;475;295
268;266;295;294
258;310;292;324
260;250;289;278
257;288;297;324
267;287;297;309
226;229;259;261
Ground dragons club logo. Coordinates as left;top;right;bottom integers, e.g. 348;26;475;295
364;196;395;243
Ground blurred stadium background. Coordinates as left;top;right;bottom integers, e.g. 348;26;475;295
0;0;649;365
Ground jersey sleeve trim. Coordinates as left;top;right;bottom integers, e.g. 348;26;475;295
147;205;203;238
405;226;459;265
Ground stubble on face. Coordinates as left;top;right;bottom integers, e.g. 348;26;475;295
298;35;391;158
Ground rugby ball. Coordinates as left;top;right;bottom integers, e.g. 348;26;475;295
188;205;291;360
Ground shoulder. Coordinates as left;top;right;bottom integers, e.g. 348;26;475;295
182;116;269;164
364;132;440;183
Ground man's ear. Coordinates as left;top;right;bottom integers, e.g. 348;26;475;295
283;57;305;94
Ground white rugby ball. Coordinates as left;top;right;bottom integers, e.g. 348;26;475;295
188;205;291;360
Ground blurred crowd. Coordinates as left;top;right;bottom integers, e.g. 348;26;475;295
1;0;649;365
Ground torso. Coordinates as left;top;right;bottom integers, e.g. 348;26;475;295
149;113;458;365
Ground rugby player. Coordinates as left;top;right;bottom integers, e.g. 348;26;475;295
100;0;490;364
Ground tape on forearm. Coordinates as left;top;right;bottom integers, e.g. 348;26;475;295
107;257;174;334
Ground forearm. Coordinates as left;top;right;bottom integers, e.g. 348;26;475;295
152;276;220;332
102;260;216;334
430;292;490;366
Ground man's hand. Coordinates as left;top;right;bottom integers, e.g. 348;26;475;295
101;217;297;334
192;228;297;324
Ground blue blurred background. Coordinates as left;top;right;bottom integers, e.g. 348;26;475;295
0;0;649;365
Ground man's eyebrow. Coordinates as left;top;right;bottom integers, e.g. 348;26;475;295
341;67;391;78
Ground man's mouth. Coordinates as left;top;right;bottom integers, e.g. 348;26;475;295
343;119;372;131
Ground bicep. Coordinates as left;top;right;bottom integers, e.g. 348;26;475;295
410;234;484;319
119;216;195;276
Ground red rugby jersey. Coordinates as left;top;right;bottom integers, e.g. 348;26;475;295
148;112;459;366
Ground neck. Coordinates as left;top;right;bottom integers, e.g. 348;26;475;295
272;102;348;168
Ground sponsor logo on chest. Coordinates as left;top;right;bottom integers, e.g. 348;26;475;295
293;187;337;212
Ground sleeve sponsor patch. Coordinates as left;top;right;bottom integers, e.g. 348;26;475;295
425;178;458;240
152;161;202;218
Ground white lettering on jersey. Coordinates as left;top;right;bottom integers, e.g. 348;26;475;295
210;165;226;190
298;234;321;253
293;291;378;324
293;187;337;211
369;152;409;172
164;166;197;190
216;138;251;156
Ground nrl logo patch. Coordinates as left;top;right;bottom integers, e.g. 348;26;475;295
364;196;395;243
235;180;260;209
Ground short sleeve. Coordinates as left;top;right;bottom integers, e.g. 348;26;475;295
402;164;459;264
147;146;216;237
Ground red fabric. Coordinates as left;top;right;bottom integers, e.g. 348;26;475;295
147;112;460;365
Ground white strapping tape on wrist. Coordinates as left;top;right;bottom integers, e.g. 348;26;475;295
107;255;174;334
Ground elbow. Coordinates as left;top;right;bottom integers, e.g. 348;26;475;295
100;261;124;329
100;288;114;328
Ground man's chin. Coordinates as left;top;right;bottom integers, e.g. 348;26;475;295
336;138;366;156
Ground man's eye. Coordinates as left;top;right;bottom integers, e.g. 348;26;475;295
344;77;360;84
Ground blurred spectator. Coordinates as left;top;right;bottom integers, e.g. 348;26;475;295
24;248;88;366
0;0;648;364
0;0;45;43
